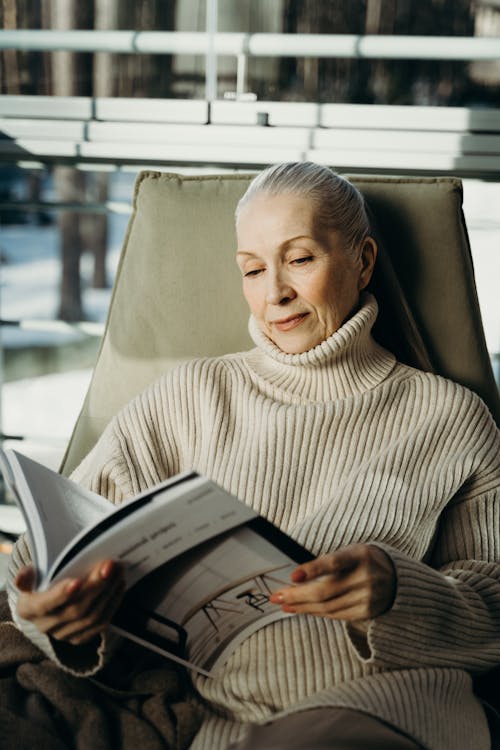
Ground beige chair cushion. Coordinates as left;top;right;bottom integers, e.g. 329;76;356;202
60;171;499;476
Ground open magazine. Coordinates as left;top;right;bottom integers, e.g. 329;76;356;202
0;449;313;677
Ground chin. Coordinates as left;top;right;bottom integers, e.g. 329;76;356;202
275;336;320;355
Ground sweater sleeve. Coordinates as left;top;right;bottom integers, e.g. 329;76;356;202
6;417;138;676
348;397;500;675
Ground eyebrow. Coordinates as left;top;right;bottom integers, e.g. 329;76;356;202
236;235;316;257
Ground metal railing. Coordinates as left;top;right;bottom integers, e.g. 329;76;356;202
2;30;500;56
1;30;500;100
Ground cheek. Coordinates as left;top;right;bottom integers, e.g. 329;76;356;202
307;266;358;317
242;282;263;317
304;270;343;307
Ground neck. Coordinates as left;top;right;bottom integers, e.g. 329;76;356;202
245;293;396;402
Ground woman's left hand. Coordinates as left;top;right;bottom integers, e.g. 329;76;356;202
269;543;397;622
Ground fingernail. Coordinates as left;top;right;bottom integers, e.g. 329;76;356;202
269;592;284;603
291;569;307;583
282;605;296;613
66;579;81;594
100;561;114;579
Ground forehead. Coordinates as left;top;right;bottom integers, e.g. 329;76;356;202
236;192;319;245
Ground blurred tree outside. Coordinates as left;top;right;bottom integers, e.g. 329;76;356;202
278;0;496;105
50;0;92;322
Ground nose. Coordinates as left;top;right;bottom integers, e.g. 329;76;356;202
265;269;296;305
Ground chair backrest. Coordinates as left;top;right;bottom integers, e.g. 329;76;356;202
60;171;500;476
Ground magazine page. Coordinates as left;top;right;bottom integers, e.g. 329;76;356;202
47;475;258;591
0;449;111;582
111;524;311;677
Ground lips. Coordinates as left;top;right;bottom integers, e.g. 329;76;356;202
271;313;309;332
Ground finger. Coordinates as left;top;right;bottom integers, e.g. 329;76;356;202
46;566;124;635
290;557;340;584
15;565;36;592
68;582;128;645
281;575;370;607
59;576;126;644
291;545;363;584
271;579;337;606
282;589;370;619
18;561;122;630
16;576;82;621
62;560;122;606
49;574;125;641
80;559;119;587
271;565;367;606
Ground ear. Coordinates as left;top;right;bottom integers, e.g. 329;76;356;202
358;236;377;291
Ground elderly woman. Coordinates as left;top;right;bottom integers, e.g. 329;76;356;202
8;162;500;750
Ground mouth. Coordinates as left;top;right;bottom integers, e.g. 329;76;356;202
271;313;309;332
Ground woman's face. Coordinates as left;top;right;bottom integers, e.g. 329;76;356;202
236;192;377;354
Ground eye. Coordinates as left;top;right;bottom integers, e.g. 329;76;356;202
244;268;264;278
291;256;313;265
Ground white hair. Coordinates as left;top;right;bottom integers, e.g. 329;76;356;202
236;162;370;257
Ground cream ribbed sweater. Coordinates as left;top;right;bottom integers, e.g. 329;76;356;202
7;295;500;750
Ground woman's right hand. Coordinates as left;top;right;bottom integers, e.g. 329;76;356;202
15;559;125;645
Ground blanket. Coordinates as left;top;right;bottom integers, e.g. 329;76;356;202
0;590;201;749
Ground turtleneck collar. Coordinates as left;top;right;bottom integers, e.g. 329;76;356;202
244;293;396;403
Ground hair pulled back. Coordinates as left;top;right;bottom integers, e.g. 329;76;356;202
236;161;370;256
